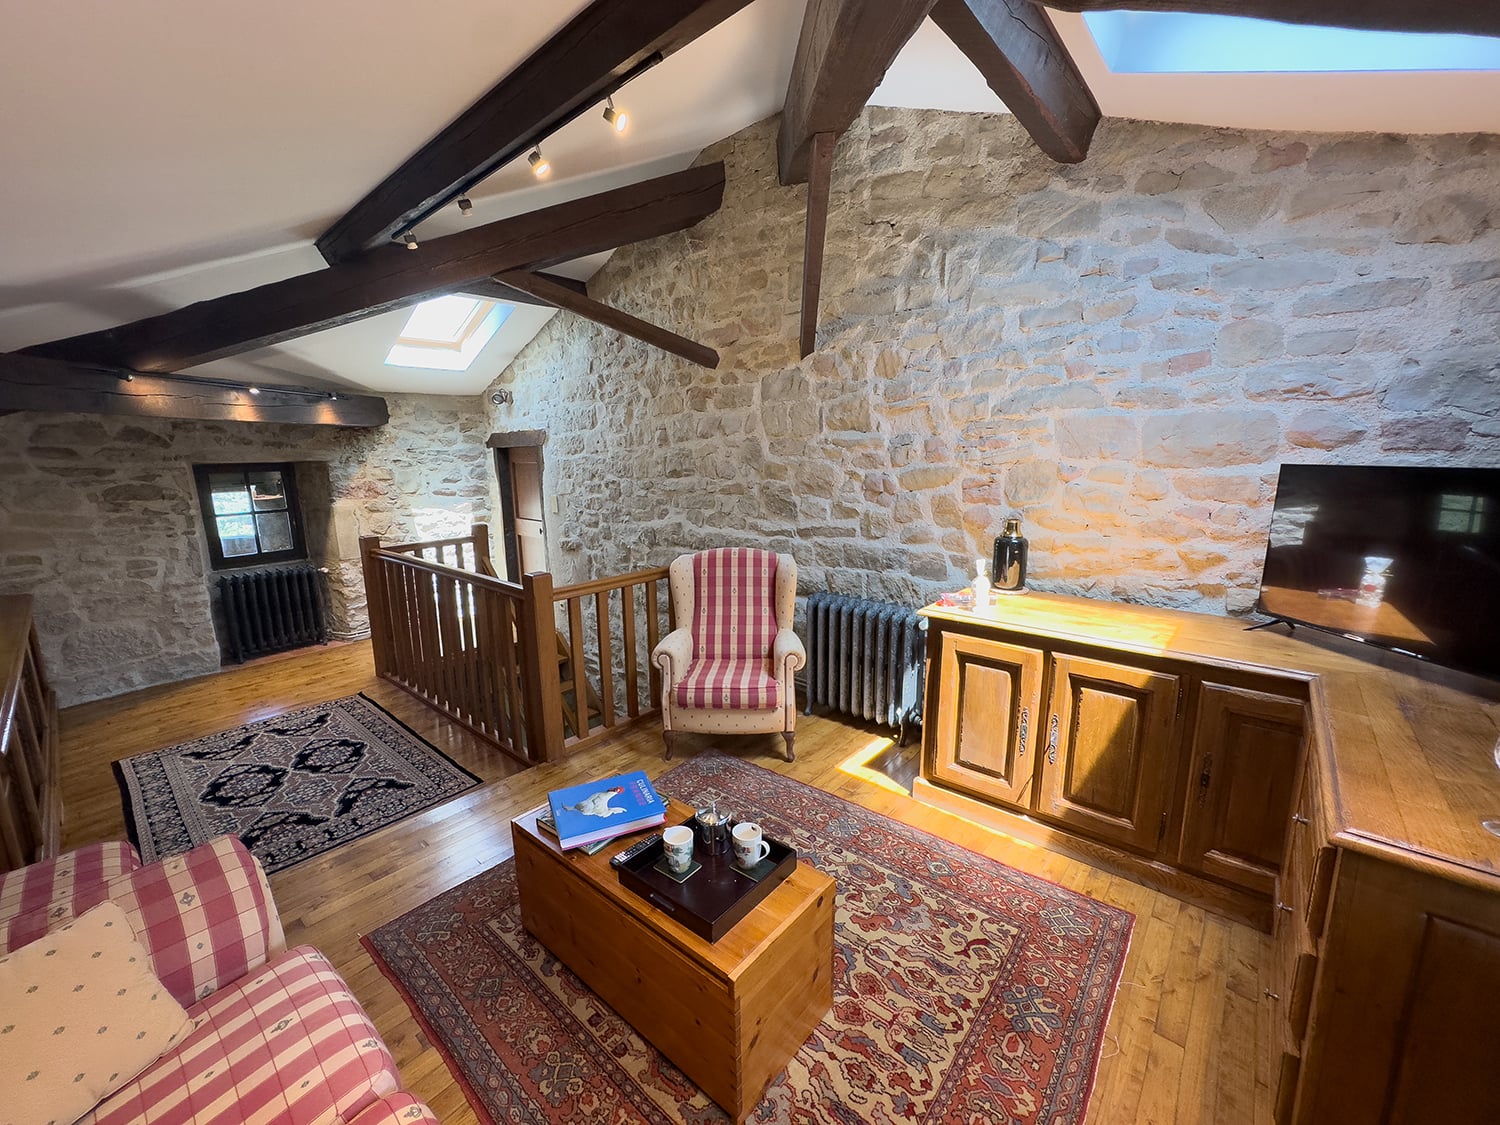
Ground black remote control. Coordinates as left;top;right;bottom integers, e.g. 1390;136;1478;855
609;833;662;868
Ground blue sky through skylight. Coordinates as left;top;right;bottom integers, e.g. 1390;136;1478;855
1083;11;1500;74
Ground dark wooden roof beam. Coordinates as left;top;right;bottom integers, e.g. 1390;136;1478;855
316;0;756;264
777;0;938;186
24;163;725;372
492;270;718;368
933;0;1100;164
0;353;388;426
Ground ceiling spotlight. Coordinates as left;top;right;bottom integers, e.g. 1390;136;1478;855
528;147;550;178
328;391;339;401
247;385;261;396
603;96;629;135
457;195;473;217
401;232;419;250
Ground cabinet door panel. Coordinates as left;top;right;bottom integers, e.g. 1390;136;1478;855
929;632;1044;809
1039;654;1179;852
1180;682;1305;895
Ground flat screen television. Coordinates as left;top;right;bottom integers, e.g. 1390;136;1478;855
1257;464;1500;679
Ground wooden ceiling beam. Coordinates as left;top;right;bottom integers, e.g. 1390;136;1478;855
493;270;719;368
24;163;725;373
1038;0;1500;36
315;0;755;264
777;0;938;186
932;0;1099;163
0;353;388;427
798;132;837;359
464;272;588;307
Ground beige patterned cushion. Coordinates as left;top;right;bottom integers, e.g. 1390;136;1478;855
0;901;192;1125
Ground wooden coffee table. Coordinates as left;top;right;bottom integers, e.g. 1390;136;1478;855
512;798;835;1122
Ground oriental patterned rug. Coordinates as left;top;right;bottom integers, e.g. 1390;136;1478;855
365;752;1133;1124
113;693;481;874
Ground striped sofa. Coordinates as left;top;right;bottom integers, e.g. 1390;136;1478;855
0;837;437;1125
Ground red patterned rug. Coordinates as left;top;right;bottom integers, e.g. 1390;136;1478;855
364;753;1132;1123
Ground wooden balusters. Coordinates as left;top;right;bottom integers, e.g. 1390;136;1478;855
360;526;671;763
0;596;60;874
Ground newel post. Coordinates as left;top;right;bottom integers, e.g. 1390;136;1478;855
519;571;566;763
470;523;497;578
359;535;394;677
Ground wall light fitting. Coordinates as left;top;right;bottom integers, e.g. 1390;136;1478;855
457;195;473;217
603;96;629;135
402;232;419;250
528;147;550;178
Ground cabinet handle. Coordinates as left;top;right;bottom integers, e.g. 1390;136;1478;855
1277;902;1293;914
1197;754;1213;803
1017;707;1030;757
1046;714;1059;765
1291;813;1309;826
1263;988;1281;1001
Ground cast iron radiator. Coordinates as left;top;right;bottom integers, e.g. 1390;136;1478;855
218;564;329;663
803;593;927;744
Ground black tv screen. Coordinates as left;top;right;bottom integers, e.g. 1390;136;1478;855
1257;464;1500;679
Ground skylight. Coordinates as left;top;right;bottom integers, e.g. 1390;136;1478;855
1084;11;1500;75
384;295;511;372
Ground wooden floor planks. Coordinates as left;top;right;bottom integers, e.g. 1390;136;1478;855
56;639;1275;1124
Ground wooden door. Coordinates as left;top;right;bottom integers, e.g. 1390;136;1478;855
1038;653;1180;853
495;444;546;580
927;631;1044;810
1178;681;1306;895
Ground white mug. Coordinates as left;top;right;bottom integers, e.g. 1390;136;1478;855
731;821;771;869
662;825;695;874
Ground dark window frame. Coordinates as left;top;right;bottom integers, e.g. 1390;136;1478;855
193;462;308;570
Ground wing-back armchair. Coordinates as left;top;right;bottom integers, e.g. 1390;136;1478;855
651;548;806;761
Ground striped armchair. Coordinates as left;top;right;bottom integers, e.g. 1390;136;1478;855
652;548;806;762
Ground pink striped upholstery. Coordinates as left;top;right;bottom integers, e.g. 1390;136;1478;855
346;1094;441;1125
0;841;140;944
691;548;779;659
105;836;284;1007
84;946;400;1125
674;657;781;710
3;836;283;1006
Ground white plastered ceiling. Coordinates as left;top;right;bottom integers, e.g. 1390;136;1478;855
1;1;1497;397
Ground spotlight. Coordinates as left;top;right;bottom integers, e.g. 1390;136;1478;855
328;391;339;401
247;385;261;396
602;96;629;135
401;232;419;250
457;195;473;217
528;147;550;178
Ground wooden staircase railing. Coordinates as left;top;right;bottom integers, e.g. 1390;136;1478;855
0;596;61;874
360;525;672;764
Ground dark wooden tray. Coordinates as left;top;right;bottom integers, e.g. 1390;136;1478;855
616;819;798;942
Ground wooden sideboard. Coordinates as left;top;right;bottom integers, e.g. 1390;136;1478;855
0;595;62;874
914;591;1500;1124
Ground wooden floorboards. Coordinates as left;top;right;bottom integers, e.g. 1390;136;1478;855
58;640;1275;1124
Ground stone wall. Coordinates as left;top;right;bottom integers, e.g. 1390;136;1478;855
485;111;1500;613
0;395;492;705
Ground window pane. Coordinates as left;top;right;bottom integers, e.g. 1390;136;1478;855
256;511;293;553
209;473;251;515
218;515;258;556
248;470;288;512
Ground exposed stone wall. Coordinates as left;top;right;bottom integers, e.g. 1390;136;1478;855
486;111;1500;613
0;396;492;705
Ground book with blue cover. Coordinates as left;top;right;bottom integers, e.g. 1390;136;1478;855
546;770;667;850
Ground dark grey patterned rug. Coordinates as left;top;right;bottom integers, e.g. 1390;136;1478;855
113;693;482;874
